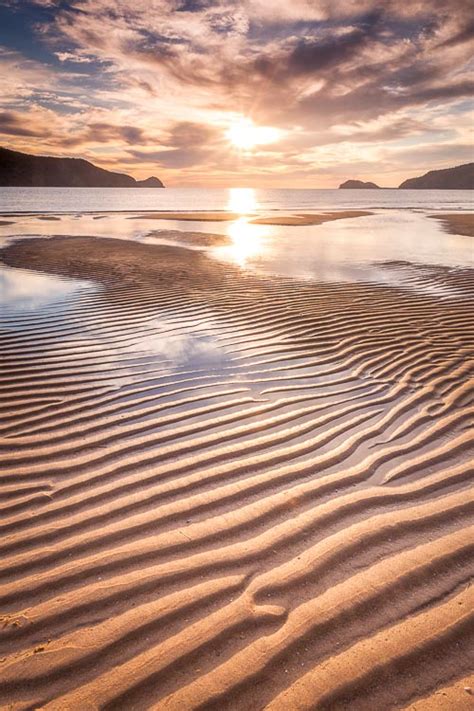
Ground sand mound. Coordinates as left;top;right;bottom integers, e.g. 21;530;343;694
130;212;241;222
429;213;474;238
0;236;473;710
249;211;373;226
129;210;373;227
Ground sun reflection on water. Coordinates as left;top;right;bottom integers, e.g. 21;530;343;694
226;216;267;267
224;189;268;266
227;187;257;215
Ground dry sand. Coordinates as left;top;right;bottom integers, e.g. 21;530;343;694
429;213;474;238
0;235;473;710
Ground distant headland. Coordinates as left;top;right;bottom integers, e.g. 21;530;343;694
398;163;474;189
339;162;473;190
0;147;164;188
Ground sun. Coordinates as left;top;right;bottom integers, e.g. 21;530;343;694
226;118;281;150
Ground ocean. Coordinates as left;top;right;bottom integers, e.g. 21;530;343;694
0;187;472;313
0;186;473;214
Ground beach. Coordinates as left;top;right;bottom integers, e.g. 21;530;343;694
0;201;473;710
3;0;474;702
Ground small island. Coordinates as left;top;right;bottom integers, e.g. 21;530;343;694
339;163;474;190
339;179;380;189
0;147;165;188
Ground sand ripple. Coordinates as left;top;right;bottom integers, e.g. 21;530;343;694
0;236;473;710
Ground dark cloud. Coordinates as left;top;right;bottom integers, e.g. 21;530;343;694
58;122;148;147
176;0;215;12
286;12;383;76
414;81;474;102
437;18;474;47
128;147;204;168
331;117;433;144
295;78;474;130
128;121;223;168
166;121;218;146
392;142;474;168
0;110;49;137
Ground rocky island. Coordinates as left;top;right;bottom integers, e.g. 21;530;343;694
0;147;164;188
339;163;474;190
339;179;380;189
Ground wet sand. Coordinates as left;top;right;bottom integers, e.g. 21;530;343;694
149;229;232;246
129;210;373;226
249;210;373;226
130;211;242;222
0;234;473;710
429;213;474;238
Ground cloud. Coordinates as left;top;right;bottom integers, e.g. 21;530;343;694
54;51;94;63
128;121;223;168
0;48;58;104
437;18;474;47
58;121;148;147
0;0;472;185
0;110;50;137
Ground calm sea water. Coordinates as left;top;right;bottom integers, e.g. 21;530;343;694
0;186;472;214
1;187;472;314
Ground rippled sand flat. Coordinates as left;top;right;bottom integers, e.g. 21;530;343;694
0;234;473;710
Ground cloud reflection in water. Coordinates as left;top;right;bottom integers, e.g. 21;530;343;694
128;328;231;372
0;265;94;314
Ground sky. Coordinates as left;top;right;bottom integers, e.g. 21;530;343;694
0;0;473;187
